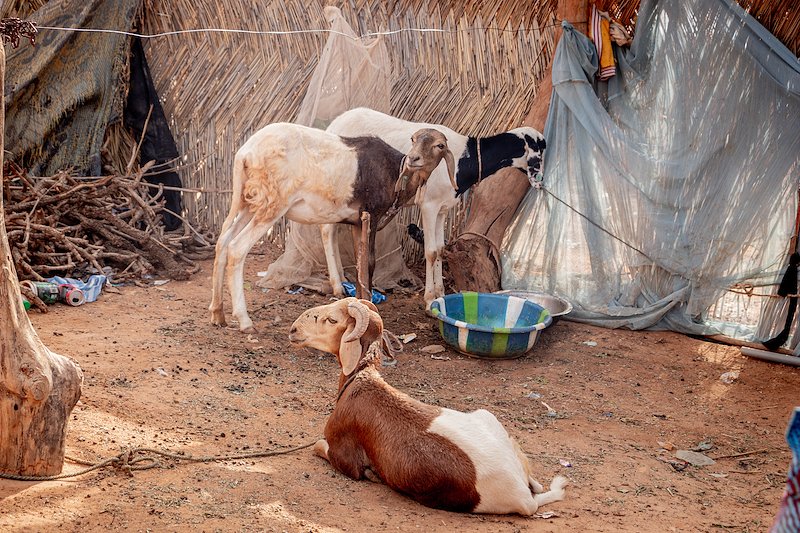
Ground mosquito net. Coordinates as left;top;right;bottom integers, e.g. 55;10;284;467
259;6;421;294
502;0;800;343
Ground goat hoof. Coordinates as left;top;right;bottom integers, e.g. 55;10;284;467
240;325;258;334
210;313;227;328
364;468;383;484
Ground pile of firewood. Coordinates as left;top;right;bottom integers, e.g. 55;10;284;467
2;162;215;284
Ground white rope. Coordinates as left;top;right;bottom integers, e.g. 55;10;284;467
35;24;560;41
38;25;358;39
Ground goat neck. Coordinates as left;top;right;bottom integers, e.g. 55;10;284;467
336;342;382;402
455;134;530;195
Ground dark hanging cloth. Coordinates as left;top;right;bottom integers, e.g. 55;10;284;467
763;252;800;351
124;37;183;231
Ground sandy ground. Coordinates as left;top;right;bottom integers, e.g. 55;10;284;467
1;245;798;532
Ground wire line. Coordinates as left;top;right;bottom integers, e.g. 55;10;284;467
36;22;562;41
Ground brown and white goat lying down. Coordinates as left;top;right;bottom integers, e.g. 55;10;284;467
289;298;567;515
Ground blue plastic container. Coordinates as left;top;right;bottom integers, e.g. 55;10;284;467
429;292;552;359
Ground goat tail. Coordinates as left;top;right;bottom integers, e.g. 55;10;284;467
231;155;246;202
219;155;248;236
241;163;278;215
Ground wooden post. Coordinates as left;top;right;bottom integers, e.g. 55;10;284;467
523;1;589;130
443;0;588;293
0;41;83;476
356;211;370;300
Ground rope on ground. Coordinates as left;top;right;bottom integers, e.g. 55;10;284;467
0;440;318;482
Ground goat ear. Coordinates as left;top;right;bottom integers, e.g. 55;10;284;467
339;320;362;376
444;150;457;191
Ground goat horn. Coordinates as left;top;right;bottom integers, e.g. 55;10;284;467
342;300;370;343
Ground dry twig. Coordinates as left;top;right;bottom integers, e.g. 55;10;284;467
3;163;214;284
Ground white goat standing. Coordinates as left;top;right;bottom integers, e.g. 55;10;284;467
209;123;451;333
289;298;568;515
326;108;547;307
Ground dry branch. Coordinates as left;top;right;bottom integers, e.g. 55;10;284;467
2;162;214;284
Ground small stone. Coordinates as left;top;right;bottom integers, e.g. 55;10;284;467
675;450;715;466
420;344;446;354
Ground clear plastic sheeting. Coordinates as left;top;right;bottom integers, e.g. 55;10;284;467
260;6;420;294
502;0;800;340
260;222;414;293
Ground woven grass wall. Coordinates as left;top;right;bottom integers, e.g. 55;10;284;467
140;0;558;236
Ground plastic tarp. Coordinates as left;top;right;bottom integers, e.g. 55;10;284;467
259;6;421;294
502;0;800;340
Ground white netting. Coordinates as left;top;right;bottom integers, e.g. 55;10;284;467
259;6;420;293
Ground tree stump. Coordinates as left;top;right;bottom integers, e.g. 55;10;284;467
442;168;530;293
0;41;83;477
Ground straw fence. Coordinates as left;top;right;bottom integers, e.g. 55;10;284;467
597;1;799;56
139;0;558;247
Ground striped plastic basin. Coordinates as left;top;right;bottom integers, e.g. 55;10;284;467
429;292;552;359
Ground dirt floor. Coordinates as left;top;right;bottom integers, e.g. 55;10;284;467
1;244;799;533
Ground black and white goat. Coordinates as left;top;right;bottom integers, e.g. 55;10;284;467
209;123;451;333
288;298;568;515
326;108;546;307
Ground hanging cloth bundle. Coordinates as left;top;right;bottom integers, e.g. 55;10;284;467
589;5;616;80
763;185;800;351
